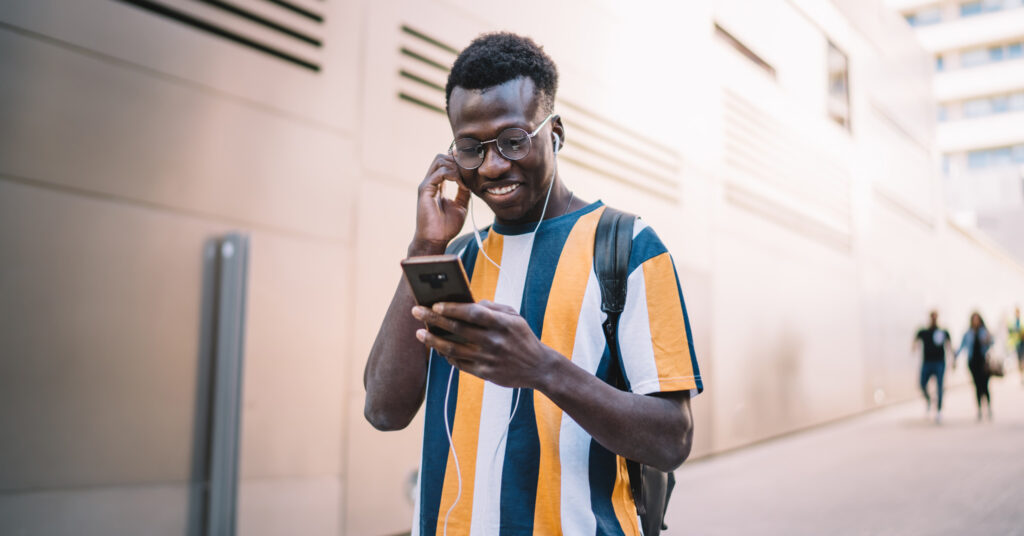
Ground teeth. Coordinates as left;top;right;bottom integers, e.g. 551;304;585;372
486;184;519;195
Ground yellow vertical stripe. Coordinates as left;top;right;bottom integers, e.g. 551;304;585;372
434;232;503;534
642;252;696;391
610;456;642;536
533;206;606;535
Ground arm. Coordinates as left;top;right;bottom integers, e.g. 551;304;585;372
363;154;471;431
540;354;693;471
413;301;693;472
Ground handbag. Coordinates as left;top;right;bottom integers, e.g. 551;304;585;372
987;355;1005;377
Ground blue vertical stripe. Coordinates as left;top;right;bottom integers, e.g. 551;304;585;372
588;345;627;536
419;353;458;535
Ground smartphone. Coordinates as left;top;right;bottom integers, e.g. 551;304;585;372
401;254;474;343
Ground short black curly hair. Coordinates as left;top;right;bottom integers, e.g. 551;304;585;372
445;32;559;115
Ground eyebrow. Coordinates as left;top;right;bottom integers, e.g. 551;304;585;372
453;117;536;140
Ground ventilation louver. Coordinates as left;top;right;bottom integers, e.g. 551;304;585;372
116;0;324;72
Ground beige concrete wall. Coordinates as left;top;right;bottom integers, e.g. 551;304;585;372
2;0;1024;535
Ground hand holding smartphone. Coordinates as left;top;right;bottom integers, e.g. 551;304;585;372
401;255;474;343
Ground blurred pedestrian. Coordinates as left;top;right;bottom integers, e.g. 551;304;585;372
912;310;953;423
1009;306;1023;385
954;312;993;421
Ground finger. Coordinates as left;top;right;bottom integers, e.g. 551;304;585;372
454;183;472;208
433;302;499;327
477;300;518;315
420;155;460;192
417;328;477;360
413;306;487;342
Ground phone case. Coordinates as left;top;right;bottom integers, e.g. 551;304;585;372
401;255;474;343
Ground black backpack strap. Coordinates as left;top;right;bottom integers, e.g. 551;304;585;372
595;207;634;332
594;208;644;505
594;208;673;536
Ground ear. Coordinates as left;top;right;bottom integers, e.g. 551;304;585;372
551;114;564;151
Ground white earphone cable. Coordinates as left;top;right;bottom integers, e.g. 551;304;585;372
444;133;560;534
471;136;560;271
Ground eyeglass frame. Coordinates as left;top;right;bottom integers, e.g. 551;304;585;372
448;113;558;170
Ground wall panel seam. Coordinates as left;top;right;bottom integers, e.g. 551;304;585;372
0;173;353;248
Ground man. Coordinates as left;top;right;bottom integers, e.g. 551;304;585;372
364;33;702;535
1010;306;1023;384
912;311;953;423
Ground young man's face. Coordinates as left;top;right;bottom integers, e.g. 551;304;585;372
447;77;560;226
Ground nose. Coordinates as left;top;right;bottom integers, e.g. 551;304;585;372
476;142;512;179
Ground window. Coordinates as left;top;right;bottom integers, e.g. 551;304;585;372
956;91;1024;118
960;0;1024;17
967;144;1024;169
906;6;943;26
957;41;1024;68
826;41;850;130
960;47;990;67
936;55;945;71
961;1;984;16
963;97;993;117
937;104;949;121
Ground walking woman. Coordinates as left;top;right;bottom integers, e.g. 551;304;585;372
955;312;994;421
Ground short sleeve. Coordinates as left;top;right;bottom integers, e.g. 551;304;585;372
615;221;702;396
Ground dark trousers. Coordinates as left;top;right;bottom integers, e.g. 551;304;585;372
969;358;990;409
920;362;945;411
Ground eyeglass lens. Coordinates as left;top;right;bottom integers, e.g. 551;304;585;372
453;128;532;169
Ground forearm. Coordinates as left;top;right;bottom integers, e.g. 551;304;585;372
363;243;444;430
537;351;693;472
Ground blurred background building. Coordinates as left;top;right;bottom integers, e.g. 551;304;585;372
2;0;1023;535
890;0;1024;262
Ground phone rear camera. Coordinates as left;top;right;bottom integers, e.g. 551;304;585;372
419;272;447;289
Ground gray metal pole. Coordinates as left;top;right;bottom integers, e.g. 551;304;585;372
205;233;249;536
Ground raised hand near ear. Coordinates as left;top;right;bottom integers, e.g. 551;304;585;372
411;154;472;256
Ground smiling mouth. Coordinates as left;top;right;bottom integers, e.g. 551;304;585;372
485;183;520;196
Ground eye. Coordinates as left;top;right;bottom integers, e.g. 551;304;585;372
503;135;528;151
455;142;483;156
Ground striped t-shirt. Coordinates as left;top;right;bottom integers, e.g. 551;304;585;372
413;201;703;536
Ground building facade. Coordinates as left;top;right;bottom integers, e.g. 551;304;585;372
890;0;1024;261
2;0;1024;534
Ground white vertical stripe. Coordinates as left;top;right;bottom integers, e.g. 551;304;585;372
632;218;648;239
618;266;661;394
559;269;604;533
469;233;533;535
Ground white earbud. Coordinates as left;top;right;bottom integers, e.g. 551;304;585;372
553;132;561;153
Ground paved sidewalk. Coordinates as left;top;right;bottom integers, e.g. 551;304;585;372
668;370;1024;535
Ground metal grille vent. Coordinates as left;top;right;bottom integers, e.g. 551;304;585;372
116;0;325;72
396;25;681;199
722;88;852;251
722;88;851;220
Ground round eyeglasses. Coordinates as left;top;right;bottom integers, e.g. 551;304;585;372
449;114;556;170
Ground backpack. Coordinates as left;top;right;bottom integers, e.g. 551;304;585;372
445;207;675;534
